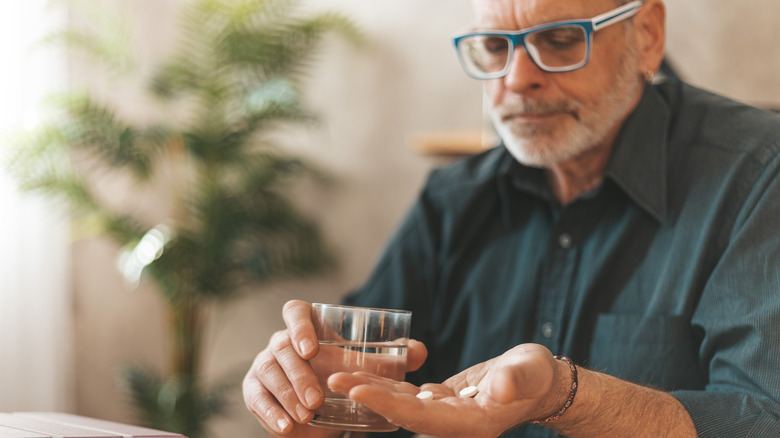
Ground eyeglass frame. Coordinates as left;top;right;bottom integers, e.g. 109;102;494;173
451;0;643;80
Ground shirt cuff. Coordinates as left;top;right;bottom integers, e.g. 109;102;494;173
671;389;780;437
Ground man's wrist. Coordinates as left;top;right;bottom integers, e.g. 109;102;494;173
531;355;578;424
543;363;610;436
525;355;578;424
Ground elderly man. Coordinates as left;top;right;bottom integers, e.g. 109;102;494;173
243;0;780;436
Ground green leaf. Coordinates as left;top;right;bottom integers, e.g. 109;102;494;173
121;366;231;438
9;0;362;433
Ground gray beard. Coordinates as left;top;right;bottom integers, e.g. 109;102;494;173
489;53;642;168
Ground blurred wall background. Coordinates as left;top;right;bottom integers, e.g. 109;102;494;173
66;1;480;437
2;0;777;437
0;0;71;415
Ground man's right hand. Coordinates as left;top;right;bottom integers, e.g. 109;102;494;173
243;300;331;436
242;299;428;436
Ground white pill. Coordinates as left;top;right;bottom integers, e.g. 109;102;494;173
416;390;434;400
459;386;478;398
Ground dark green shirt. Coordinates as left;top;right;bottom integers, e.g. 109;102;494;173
345;80;780;437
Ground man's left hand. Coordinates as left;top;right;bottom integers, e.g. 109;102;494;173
328;343;569;438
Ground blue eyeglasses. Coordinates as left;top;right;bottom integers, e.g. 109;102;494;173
452;1;642;79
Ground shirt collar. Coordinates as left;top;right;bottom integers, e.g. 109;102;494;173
605;83;670;224
496;83;671;225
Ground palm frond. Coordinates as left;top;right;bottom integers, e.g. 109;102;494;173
39;0;136;75
36;93;170;180
6;124;149;243
121;366;230;437
8;0;362;435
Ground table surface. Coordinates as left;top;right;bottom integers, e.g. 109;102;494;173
0;412;186;438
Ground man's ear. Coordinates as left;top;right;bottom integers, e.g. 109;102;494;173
634;0;666;74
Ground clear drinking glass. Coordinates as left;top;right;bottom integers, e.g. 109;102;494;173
309;303;412;432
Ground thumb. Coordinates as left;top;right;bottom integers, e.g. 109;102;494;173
489;367;522;404
405;339;428;372
488;348;556;404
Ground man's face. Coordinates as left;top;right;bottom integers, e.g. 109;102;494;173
475;0;644;168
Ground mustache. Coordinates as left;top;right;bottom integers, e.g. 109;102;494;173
493;98;581;120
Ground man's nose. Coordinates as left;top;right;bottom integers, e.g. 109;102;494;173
502;46;548;92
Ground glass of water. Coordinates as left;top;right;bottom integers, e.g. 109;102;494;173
309;303;412;432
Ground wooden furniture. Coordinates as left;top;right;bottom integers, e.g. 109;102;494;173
411;129;497;156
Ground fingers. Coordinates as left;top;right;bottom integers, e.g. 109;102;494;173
322;344;560;438
243;329;325;435
283;300;319;359
327;372;426;430
329;371;420;395
270;330;324;411
243;349;296;435
330;373;478;437
248;300;429;436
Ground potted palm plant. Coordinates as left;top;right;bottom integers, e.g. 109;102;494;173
5;0;361;436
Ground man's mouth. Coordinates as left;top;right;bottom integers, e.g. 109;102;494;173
501;110;575;123
496;99;581;123
503;112;554;120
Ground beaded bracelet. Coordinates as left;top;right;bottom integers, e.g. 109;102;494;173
530;355;578;425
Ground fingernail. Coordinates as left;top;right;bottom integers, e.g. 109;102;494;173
305;386;322;408
299;338;316;356
296;403;310;421
276;417;290;432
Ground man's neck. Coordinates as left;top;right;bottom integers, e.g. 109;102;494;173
545;140;614;205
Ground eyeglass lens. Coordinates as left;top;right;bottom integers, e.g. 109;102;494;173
458;24;588;76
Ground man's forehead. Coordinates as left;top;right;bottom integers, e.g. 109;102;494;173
472;0;615;29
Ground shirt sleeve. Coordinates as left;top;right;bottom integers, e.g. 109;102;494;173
671;151;780;437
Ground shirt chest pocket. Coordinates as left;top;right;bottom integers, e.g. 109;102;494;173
588;314;705;390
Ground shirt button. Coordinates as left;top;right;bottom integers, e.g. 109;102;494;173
541;322;555;338
558;233;573;249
